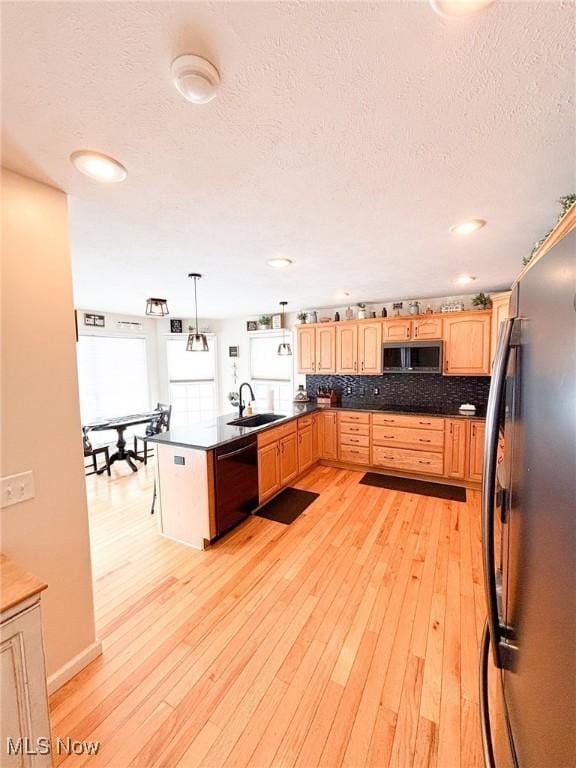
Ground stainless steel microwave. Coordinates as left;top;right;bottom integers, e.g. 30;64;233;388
382;340;443;373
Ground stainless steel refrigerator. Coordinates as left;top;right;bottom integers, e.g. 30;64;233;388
479;227;576;767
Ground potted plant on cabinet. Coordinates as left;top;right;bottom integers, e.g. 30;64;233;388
297;312;308;324
258;314;272;330
471;292;492;310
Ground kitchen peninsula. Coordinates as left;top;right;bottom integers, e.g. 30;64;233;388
149;400;486;550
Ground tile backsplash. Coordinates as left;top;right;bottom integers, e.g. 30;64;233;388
306;374;490;412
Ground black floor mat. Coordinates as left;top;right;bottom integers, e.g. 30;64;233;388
256;487;319;525
359;472;466;502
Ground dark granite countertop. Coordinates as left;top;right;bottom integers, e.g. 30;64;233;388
149;400;485;451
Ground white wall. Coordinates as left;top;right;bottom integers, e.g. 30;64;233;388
1;170;99;688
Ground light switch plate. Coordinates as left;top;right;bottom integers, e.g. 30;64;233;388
1;471;35;508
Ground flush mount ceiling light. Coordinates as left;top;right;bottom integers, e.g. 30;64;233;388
450;218;487;235
267;258;293;269
70;151;127;183
186;273;209;352
430;0;495;18
171;54;220;104
277;301;292;357
456;275;477;285
145;298;169;317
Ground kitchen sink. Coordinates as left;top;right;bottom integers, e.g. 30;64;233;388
227;413;285;428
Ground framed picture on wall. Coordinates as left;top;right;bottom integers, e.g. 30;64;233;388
84;312;105;327
229;346;239;358
170;318;183;334
272;313;282;329
246;320;258;332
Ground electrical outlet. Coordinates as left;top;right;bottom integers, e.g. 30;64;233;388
1;471;35;508
345;386;352;395
373;387;380;395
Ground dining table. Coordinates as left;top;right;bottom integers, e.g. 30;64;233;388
83;410;161;473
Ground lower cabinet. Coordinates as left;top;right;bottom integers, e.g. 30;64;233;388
444;419;467;480
312;414;320;462
258;442;281;503
467;420;485;482
320;411;338;460
280;432;298;485
298;425;313;473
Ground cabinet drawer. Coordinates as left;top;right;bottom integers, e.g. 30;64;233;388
338;411;370;425
372;413;445;431
339;445;370;464
339;422;370;437
371;446;444;476
298;415;313;429
257;420;297;448
340;433;370;448
372;425;444;452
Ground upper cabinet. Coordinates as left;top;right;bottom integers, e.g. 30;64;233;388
358;322;382;374
413;316;443;340
336;323;358;374
443;312;491;376
315;324;336;374
490;292;511;368
383;318;411;341
297;326;316;374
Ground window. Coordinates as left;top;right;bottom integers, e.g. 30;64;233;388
77;336;149;424
249;333;293;413
166;336;217;426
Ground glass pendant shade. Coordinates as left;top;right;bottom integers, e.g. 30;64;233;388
186;331;209;352
145;297;169;316
277;342;292;356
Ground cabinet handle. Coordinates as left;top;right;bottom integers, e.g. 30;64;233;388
350;427;360;432
472;425;476;436
406;328;410;338
382;419;394;423
415;327;419;337
350;450;359;454
383;456;395;460
349;438;359;443
418;438;431;443
419;421;431;425
418;460;431;465
450;423;453;434
383;435;395;439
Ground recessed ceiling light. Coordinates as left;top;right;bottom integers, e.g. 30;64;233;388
430;0;495;18
171;54;220;104
70;151;127;183
456;275;477;285
267;258;293;269
450;219;487;235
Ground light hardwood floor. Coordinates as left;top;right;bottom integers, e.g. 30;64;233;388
50;461;485;768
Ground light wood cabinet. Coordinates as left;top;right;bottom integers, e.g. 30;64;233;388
298;426;313;474
443;312;491;376
413;316;442;340
467;420;485;482
315;325;336;374
490;292;511;368
336;324;358;374
0;557;51;768
444;419;467;480
312;414;320;462
358;322;382;374
320;411;338;460
297;326;316;374
258;442;281;502
280;433;298;485
383;318;411;341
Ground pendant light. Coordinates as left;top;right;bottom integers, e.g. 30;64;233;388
186;273;209;352
277;301;292;356
145;297;169;316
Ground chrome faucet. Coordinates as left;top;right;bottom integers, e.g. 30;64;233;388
238;382;255;417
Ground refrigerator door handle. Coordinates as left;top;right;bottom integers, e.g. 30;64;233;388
482;317;514;669
480;620;496;768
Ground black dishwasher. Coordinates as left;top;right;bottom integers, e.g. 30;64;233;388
214;435;259;536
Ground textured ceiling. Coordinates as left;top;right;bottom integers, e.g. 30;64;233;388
1;1;574;318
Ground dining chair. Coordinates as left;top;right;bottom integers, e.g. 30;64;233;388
83;428;111;476
133;403;172;465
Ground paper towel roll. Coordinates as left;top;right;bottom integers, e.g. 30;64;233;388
266;388;274;411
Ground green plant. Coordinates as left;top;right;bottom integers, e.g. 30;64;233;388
524;193;576;266
472;292;492;309
259;315;272;327
227;391;239;403
297;312;308;322
357;302;366;309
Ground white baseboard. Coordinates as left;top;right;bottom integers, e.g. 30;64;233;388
47;639;102;694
